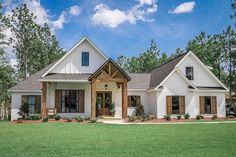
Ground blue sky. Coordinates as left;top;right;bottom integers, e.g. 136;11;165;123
3;0;235;59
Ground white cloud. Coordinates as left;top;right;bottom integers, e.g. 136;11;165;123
52;12;67;30
139;0;156;5
91;0;157;28
169;1;195;14
69;5;81;15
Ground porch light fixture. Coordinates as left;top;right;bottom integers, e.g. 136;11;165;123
105;84;108;90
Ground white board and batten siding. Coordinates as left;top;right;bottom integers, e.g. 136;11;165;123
51;40;107;74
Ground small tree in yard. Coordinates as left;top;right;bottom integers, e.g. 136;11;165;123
18;101;29;119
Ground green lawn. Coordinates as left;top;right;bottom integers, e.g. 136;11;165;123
0;122;235;157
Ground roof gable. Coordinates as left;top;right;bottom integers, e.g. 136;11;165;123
149;53;187;89
42;36;108;77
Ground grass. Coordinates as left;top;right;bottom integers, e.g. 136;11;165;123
0;122;235;157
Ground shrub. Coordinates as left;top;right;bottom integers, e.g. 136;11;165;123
90;118;97;123
25;116;32;120
133;104;145;117
42;117;49;122
148;115;155;120
75;116;84;122
211;115;218;120
177;115;182;120
84;117;90;121
66;117;73;122
184;113;190;119
128;115;137;122
141;116;149;122
196;115;204;120
164;115;171;121
31;115;41;121
54;115;61;121
18;101;29;119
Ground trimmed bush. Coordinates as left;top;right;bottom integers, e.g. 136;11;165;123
31;115;41;121
211;115;218;120
90;118;97;123
184;113;190;119
66;118;73;122
148;115;155;120
164;115;171;121
196;115;204;120
54;115;61;121
25;116;32;120
128;115;137;122
75;116;84;122
42;117;49;122
84;117;90;121
177;115;182;120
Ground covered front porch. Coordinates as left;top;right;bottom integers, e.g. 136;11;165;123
40;59;131;119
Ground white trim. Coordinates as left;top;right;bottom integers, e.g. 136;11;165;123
155;68;196;89
8;90;42;93
188;89;227;93
41;36;108;77
128;89;147;92
175;68;197;89
175;51;228;90
38;79;90;83
147;89;162;92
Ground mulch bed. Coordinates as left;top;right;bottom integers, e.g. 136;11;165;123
125;117;236;123
12;119;93;124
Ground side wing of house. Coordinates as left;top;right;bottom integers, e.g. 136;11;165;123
155;52;227;118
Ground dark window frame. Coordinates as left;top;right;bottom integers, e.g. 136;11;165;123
82;52;89;66
204;96;211;114
186;67;194;80
172;96;180;114
26;95;36;114
128;95;141;107
61;90;81;113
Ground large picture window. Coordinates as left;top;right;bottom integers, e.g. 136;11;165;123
186;67;194;80
128;96;141;107
82;52;89;66
28;96;36;113
59;90;84;113
172;96;179;114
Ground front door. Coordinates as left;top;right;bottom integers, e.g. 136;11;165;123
96;92;112;116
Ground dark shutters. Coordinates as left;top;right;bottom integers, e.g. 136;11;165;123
78;90;85;113
35;95;41;113
55;90;62;113
166;96;172;115
211;96;217;114
200;96;205;114
179;96;185;115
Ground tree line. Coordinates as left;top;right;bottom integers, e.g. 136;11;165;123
116;1;236;98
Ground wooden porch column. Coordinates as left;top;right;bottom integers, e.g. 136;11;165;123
42;82;47;118
122;80;128;118
91;79;96;118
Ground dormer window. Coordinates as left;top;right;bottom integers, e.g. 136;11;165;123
186;67;194;80
82;52;89;66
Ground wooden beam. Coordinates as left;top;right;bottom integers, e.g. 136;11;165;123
122;81;128;118
42;82;47;118
97;78;127;82
111;71;118;78
101;70;109;78
91;79;96;118
108;63;111;78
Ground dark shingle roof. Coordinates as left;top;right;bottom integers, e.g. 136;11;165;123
9;62;56;91
39;73;91;81
149;53;187;89
128;73;151;89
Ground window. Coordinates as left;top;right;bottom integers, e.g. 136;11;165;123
186;67;194;80
28;96;36;113
172;96;179;114
82;52;89;66
128;96;141;107
60;90;84;113
204;96;211;114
